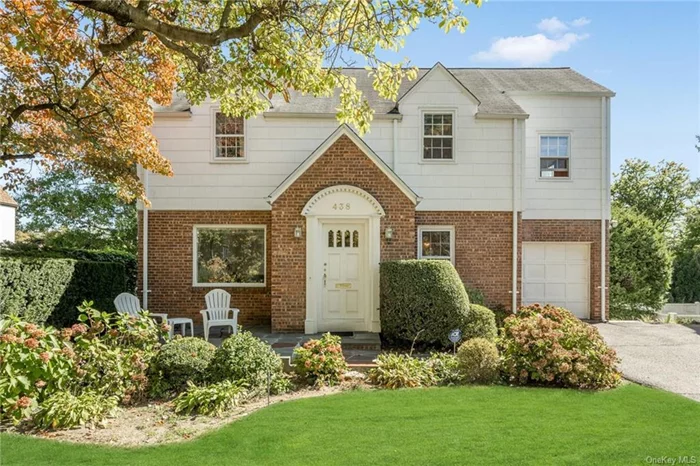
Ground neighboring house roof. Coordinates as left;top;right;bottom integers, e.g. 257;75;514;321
0;187;17;208
154;64;614;118
267;124;421;205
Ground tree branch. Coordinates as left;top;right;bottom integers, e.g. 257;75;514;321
99;30;145;54
153;33;207;72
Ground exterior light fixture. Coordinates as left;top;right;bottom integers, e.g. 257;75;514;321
610;219;618;228
384;227;394;240
294;226;302;238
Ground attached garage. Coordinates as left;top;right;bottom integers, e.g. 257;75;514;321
522;242;590;319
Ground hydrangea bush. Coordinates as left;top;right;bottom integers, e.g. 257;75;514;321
293;333;347;386
499;304;621;390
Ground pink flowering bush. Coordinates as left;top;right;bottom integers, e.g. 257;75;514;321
0;318;75;423
293;333;347;386
499;304;621;390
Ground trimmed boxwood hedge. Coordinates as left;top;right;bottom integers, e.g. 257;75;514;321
0;257;128;326
380;260;472;347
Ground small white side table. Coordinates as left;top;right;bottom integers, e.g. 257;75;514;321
168;317;194;338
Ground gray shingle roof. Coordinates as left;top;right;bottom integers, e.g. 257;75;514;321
154;67;613;116
0;187;17;208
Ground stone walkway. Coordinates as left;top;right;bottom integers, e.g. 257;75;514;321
183;324;380;366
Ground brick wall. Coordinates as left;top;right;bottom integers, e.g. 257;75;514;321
137;211;272;325
521;219;609;321
416;211;517;311
270;134;416;332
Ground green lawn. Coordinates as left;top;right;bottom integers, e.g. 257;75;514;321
2;384;699;465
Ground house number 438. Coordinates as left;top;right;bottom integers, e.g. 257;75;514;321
332;203;350;211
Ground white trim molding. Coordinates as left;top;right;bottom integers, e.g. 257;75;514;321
192;224;267;288
302;185;386;217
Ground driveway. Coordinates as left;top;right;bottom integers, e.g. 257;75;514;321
594;321;700;401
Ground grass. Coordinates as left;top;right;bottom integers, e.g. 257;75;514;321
2;384;699;465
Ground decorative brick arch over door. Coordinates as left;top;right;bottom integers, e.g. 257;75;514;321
303;185;384;333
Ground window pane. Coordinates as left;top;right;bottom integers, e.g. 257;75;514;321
328;230;334;247
336;230;342;247
421;230;451;258
344;230;351;247
196;228;264;284
216;113;244;135
216;136;245;158
352;230;359;248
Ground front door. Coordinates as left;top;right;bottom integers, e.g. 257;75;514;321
321;222;367;331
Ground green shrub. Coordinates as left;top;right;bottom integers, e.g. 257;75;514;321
610;205;672;319
0;257;129;326
500;304;621;390
150;337;216;395
0;318;76;424
670;246;700;303
491;304;511;329
426;352;462;386
380;260;470;347
209;330;290;395
173;380;246;417
456;338;500;384
293;333;347;386
32;390;119;429
463;304;497;341
368;353;435;389
464;285;485;305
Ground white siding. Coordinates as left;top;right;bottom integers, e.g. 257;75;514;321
513;95;604;220
0;205;16;242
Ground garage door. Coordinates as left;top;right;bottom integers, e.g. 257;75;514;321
522;242;590;319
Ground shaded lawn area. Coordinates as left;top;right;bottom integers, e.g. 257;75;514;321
2;384;699;466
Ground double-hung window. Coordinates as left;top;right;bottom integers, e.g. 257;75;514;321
422;112;454;161
193;226;265;286
417;226;455;264
539;135;570;178
214;112;246;161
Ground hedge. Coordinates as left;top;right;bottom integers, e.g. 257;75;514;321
380;260;471;347
0;243;136;292
670;247;700;303
0;258;128;326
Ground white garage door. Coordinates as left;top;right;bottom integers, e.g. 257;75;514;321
522;242;590;319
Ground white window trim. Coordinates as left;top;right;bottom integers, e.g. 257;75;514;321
417;225;456;264
537;131;572;181
192;224;266;287
211;107;248;164
419;109;457;164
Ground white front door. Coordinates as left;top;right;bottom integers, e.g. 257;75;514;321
320;222;368;331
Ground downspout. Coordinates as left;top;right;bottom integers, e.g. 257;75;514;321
142;168;149;310
600;97;608;322
511;119;518;313
392;119;398;170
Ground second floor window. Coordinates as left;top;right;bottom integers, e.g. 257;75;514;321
215;112;245;160
539;135;570;178
423;113;454;161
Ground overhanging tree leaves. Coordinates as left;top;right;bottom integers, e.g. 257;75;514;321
1;0;481;201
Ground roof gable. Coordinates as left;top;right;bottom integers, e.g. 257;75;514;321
266;125;420;205
397;62;481;107
0;188;17;208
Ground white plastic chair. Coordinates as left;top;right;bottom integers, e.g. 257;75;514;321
114;293;168;323
200;289;240;341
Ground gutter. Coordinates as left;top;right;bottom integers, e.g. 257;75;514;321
392;119;398;170
142;168;150;310
262;112;403;121
599;97;609;322
511;119;519;313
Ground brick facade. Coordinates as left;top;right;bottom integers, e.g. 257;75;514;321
416;211;517;311
270;134;416;332
137;211;272;325
521;219;609;320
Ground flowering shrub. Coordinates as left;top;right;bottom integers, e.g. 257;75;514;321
208;330;290;395
32;390;119;429
499;304;621;390
293;333;347;386
150;337;216;396
368;353;435;389
173;380;246;416
456;338;500;384
0;318;75;423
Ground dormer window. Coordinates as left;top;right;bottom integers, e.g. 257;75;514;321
214;111;246;161
422;112;454;161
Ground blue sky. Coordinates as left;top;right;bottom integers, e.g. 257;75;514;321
377;1;700;178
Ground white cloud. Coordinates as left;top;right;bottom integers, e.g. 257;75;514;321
471;33;589;66
571;17;591;27
537;17;569;35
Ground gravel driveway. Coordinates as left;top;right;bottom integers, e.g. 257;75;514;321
594;321;700;401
